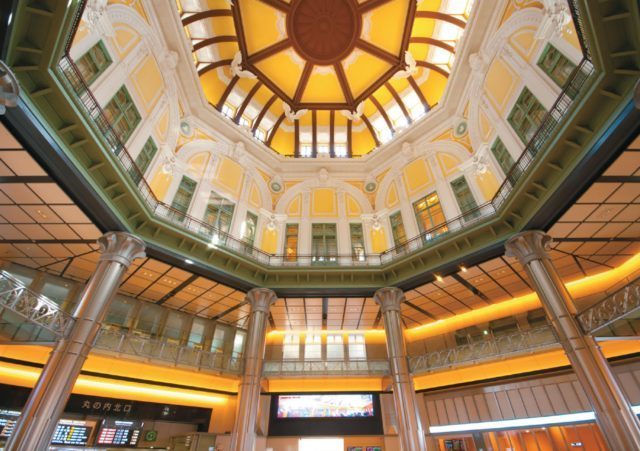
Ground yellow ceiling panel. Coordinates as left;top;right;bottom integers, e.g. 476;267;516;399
209;16;236;36
238;0;284;54
416;67;447;106
372;85;393;107
199;67;231;106
388;76;411;95
408;42;429;61
316;110;331;127
298;112;312;127
301;67;345;104
352;127;376;157
362;98;377;117
343;51;392;99
214;42;240;60
255;51;304;98
334;112;348;127
271;123;295;156
204;0;234;9
366;0;410;55
253;85;275;106
416;0;442;12
411;18;437;38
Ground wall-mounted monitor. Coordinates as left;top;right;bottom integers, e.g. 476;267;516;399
269;393;383;436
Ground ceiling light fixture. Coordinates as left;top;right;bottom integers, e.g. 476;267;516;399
184;259;194;265
435;274;443;282
460;265;467;273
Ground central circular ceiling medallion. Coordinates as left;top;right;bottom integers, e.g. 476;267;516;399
287;0;361;65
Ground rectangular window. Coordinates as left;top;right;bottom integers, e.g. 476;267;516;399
490;138;517;177
507;87;547;144
76;40;111;84
304;333;322;360
311;223;337;263
187;318;207;349
254;128;267;141
300;144;313;158
239;116;252;128
389;211;406;247
413;192;446;238
537;43;576;88
284;223;299;262
348;334;366;360
283;334;300;360
103;86;141;144
134;137;158;175
221;103;235;118
350;223;365;261
334;144;348;158
171;176;197;220
233;330;246;355
242;211;258;246
211;327;226;353
326;334;344;360
204;191;235;235
451;176;479;219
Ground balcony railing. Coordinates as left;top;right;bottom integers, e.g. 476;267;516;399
577;275;640;335
262;359;390;377
93;328;242;374
53;0;596;269
0;271;74;340
409;326;559;374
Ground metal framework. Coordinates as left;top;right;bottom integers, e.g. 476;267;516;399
262;358;390;377
577;276;640;334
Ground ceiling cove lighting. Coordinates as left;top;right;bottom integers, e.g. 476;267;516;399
429;406;640;434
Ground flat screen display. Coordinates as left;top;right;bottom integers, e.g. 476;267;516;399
96;419;142;447
51;420;92;446
276;394;374;418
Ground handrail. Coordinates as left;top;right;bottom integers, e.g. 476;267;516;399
0;271;74;338
262;358;390;377
54;0;595;268
93;327;243;374
577;275;640;334
408;325;559;374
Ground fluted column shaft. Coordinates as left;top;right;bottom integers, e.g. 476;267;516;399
374;287;427;451
230;288;277;451
506;230;640;451
6;232;145;451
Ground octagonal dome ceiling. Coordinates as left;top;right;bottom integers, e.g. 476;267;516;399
178;0;474;157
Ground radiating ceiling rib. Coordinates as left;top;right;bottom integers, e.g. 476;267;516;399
197;59;233;76
251;94;277;133
355;39;399;65
361;115;381;147
192;35;238;52
334;63;354;105
408;76;430;110
369;95;395;133
266;113;285;147
216;75;239;110
257;0;290;13
181;9;232;27
358;0;393;14
293;62;314;104
234;81;263;122
416;61;450;78
415;11;466;28
247;40;292;65
385;82;411;124
409;37;456;54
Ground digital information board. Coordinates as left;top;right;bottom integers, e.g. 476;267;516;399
96;419;142;447
0;410;20;438
51;420;92;446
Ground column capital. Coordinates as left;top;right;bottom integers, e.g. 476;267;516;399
246;288;278;313
98;232;146;266
373;287;405;313
505;230;552;266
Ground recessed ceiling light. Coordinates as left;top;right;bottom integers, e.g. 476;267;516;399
185;259;194;265
435;274;443;282
460;265;467;273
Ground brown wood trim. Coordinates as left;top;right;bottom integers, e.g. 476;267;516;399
197;59;232;76
312;109;318;157
330;110;335;157
416;61;450;78
231;2;249;57
252;94;278;133
216;75;239;110
294;62;314;104
247;40;292;65
258;0;290;13
355;39;399;65
408;75;430;110
294;120;300;157
334;63;354;105
409;37;456;54
234;81;263;123
369;94;394;132
385;82;411;124
400;0;417;59
347;119;353;157
361;115;381;147
182;9;232;26
358;0;392;14
415;11;466;28
266;113;286;146
352;63;402;106
193;36;238;52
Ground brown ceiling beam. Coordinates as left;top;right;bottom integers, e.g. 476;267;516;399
192;36;238;52
234;81;263;123
347;119;353;158
334;63;354;105
417;61;450;78
358;0;392;14
312;110;318;157
385;82;411;124
408;75;430;111
266;113;286;147
409;37;456;54
294;120;300;157
329;111;335;157
247;40;292;65
197;59;232;76
252;94;277;134
258;0;290;13
355;39;399;65
182;9;232;26
415;11;466;28
293;62;314;104
361;115;381;147
216;75;239;110
370;95;395;133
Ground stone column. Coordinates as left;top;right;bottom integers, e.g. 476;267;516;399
230;288;277;451
6;232;145;451
374;287;427;451
505;230;640;451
